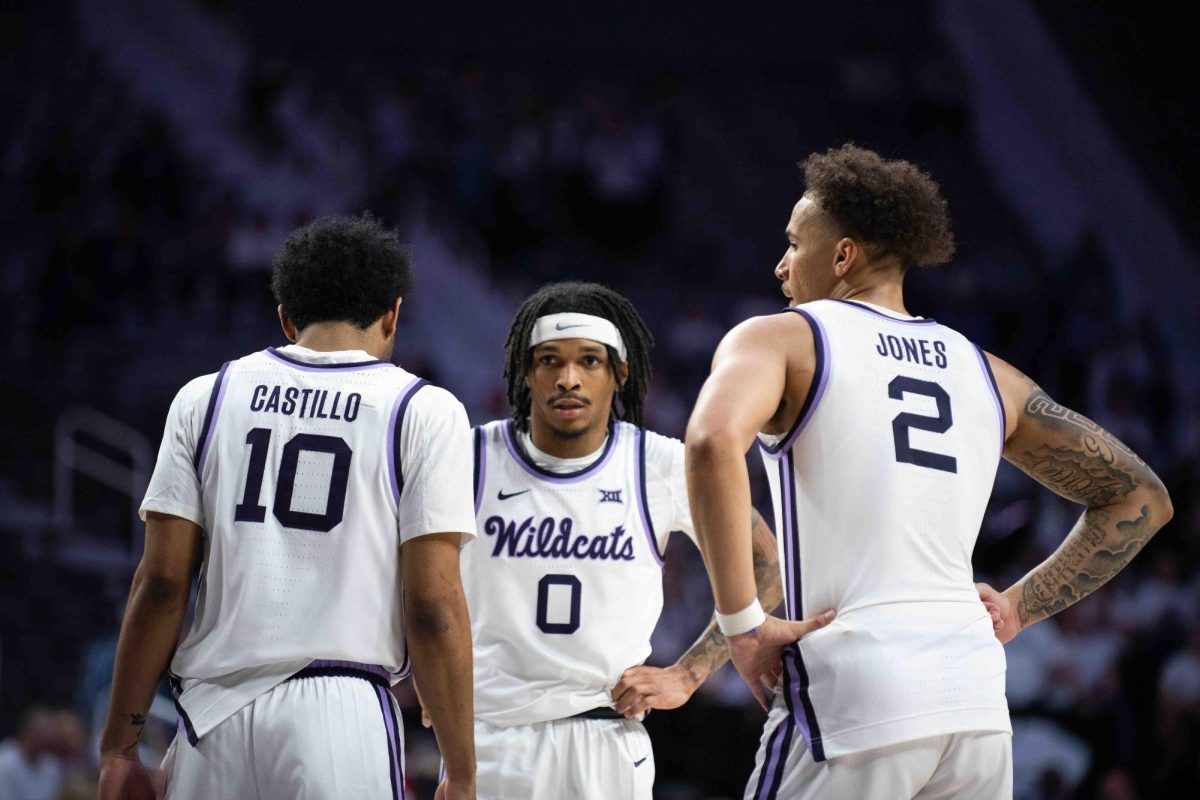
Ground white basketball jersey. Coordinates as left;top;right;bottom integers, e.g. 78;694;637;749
759;299;1010;761
463;419;675;727
140;345;476;741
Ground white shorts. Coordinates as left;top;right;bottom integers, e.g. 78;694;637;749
164;662;406;800
745;696;1012;800
474;714;654;800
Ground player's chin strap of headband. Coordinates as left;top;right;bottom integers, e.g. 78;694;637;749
530;313;627;361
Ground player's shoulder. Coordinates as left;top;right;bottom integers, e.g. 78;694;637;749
719;305;817;351
173;370;222;410
404;381;468;419
623;423;684;475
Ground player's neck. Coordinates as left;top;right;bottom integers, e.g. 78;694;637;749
528;417;608;460
835;278;911;317
293;322;382;358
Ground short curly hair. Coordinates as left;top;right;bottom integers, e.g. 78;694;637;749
801;144;955;268
270;213;412;330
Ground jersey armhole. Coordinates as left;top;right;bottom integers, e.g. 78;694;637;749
193;360;233;476
388;378;430;506
635;428;666;567
473;425;486;514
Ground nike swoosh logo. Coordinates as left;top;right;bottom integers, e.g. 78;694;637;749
497;489;531;501
554;323;589;330
634;757;647;767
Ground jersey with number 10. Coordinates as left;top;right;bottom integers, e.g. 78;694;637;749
140;345;475;741
759;299;1011;762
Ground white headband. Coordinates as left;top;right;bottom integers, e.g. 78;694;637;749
530;313;627;361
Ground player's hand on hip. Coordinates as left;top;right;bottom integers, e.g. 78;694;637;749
435;777;476;800
98;754;157;800
976;582;1019;644
612;664;697;718
728;611;835;711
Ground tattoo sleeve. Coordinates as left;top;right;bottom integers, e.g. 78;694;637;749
1006;386;1170;628
676;510;783;687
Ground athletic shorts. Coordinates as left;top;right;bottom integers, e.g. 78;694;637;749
474;714;654;800
745;694;1012;800
164;662;407;800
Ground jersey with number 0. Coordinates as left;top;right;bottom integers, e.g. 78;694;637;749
139;345;476;742
464;419;694;727
759;299;1010;762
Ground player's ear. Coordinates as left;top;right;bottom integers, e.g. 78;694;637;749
278;306;298;342
833;238;859;278
380;297;403;340
617;360;629;387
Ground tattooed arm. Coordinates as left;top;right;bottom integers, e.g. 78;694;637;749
99;512;200;800
978;353;1173;644
612;509;784;718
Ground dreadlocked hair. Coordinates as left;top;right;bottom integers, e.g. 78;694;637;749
503;281;655;433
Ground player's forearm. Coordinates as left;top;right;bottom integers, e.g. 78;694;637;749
1005;489;1171;631
674;510;783;687
99;565;190;758
685;433;758;614
1000;380;1174;633
405;591;475;781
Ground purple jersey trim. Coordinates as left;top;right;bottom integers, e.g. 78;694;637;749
501;418;620;484
776;450;824;760
974;345;1007;457
264;347;394;371
634;428;665;568
783;646;825;761
194;361;232;475
373;684;405;800
387;378;428;506
473;426;486;514
752;709;795;799
167;674;200;746
760;309;829;459
831;298;938;325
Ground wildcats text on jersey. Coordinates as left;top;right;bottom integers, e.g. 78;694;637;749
483;515;635;561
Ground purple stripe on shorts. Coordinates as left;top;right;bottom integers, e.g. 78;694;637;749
501;419;620;483
263;347;394;371
974;345;1007;457
634;428;665;568
194;360;232;475
374;684;405;800
760;308;830;459
387;378;427;506
752;713;793;800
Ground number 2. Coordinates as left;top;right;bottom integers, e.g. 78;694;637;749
233;428;353;532
888;376;957;474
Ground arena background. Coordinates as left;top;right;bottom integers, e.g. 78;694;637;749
2;1;1199;797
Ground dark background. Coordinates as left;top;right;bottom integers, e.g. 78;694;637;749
2;1;1199;798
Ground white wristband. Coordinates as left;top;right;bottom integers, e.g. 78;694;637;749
715;599;766;636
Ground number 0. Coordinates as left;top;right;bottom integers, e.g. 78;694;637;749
536;574;581;634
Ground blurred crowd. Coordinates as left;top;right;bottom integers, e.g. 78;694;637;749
2;3;1199;798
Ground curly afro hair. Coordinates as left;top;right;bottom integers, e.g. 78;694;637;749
801;144;955;268
503;281;654;432
270;212;412;331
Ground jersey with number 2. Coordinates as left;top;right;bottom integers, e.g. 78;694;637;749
759;299;1010;761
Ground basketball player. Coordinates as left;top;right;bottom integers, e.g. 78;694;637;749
685;145;1173;799
458;281;819;800
97;214;478;800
